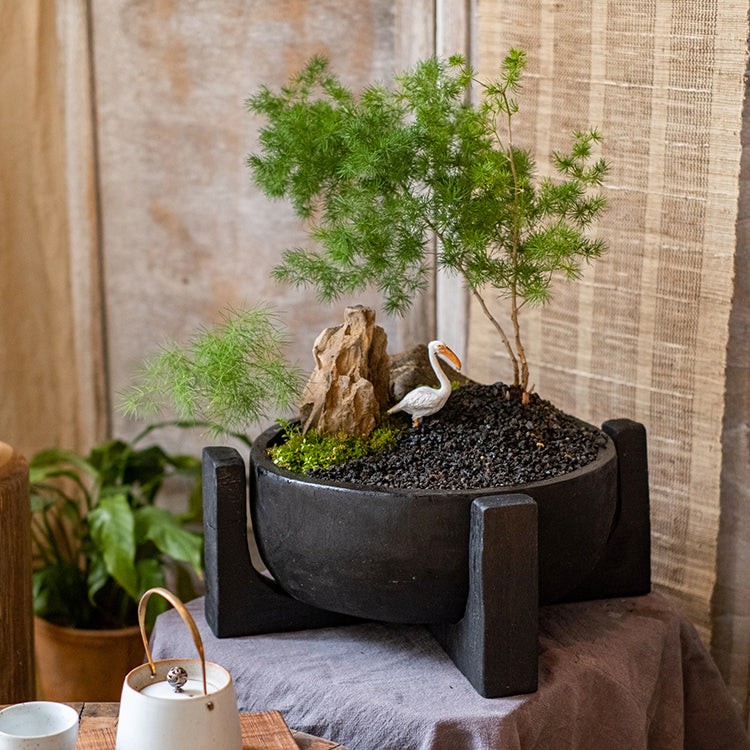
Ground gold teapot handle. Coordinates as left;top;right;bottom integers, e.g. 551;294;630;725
138;587;208;695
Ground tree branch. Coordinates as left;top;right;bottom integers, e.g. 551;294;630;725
470;287;520;386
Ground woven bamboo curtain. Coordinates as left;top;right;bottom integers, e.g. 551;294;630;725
471;0;747;658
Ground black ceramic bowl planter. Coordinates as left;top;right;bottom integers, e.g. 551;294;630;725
202;418;651;698
250;422;618;621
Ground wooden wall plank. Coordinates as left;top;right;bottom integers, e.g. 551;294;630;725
395;0;438;349
713;58;750;721
89;1;408;446
57;0;108;443
435;0;472;362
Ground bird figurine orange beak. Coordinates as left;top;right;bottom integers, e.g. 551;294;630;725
437;343;461;372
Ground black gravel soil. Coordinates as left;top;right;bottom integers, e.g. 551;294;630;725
311;382;609;490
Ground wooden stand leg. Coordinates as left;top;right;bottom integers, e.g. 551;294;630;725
203;447;359;638
430;495;538;698
562;419;651;602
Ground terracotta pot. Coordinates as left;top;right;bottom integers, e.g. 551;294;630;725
34;617;144;702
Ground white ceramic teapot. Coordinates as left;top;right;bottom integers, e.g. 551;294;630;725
116;587;242;750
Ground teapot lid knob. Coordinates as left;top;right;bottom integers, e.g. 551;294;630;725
166;666;188;693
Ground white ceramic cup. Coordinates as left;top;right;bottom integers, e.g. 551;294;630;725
0;702;79;750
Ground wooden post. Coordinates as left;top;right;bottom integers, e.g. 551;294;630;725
430;495;539;697
0;442;35;702
562;419;652;602
203;447;359;638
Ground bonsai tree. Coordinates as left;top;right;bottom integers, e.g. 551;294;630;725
247;49;609;401
122;49;611;468
30;422;206;629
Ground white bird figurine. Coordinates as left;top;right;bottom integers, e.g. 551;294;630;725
387;340;462;426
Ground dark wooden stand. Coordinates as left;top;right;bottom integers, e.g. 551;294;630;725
203;447;361;638
203;419;650;698
429;495;538;696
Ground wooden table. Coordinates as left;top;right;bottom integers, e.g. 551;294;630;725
2;703;348;750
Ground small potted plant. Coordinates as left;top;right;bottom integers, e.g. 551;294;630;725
238;49;644;615
30;422;208;701
124;51;650;695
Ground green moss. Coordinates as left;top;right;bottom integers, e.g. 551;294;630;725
269;416;408;474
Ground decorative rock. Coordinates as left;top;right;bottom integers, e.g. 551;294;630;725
300;305;390;436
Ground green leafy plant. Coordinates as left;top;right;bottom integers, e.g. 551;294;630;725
121;305;303;435
247;49;609;399
269;416;408;474
30;423;205;629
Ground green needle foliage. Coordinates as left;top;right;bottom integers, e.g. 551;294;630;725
247;49;610;398
121;305;303;435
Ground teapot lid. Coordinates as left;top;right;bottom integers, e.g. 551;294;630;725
124;657;233;700
139;666;206;700
140;678;206;700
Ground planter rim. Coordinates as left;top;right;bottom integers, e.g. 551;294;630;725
34;616;141;641
253;419;616;497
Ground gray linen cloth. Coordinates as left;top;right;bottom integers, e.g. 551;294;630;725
149;591;749;750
